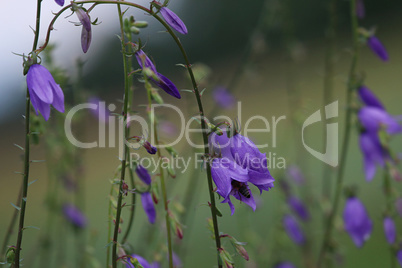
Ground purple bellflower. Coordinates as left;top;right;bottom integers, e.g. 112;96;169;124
356;0;365;19
283;214;305;245
274;262;297;268
213;87;236;109
55;0;64;6
358;107;402;135
135;50;181;99
74;6;92;53
343;197;373;247
358;86;385;110
287;196;310;221
383;217;396;244
63;203;87;228
367;35;389;62
159;7;188;35
141;192;156;224
135;165;152;185
126;254;159;268
88;96;110;123
143;141;157;155
359;131;388;181
26;64;65;121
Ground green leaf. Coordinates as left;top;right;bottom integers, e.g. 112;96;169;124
10;203;21;211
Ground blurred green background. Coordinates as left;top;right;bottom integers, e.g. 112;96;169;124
1;0;402;267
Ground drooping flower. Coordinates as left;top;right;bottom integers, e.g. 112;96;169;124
383;217;396;244
135;165;152;185
274;262;297;268
359;131;387;181
141;192;156;224
26;64;65;121
343;197;373;247
367;35;389;62
55;0;64;6
287;196;310;221
213;87;236;109
358;107;402;135
63;203;87;228
135;50;181;99
357;86;385;110
74;5;92;53
88;96;111;123
210;157;255;215
159;7;188;35
356;0;365;19
283;214;305;245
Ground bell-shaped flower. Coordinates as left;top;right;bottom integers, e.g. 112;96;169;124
367;35;389;62
160;7;188;34
359;131;388;181
343;197;373;247
141;192;156;224
135;50;181;99
63;203;87;228
358;107;402;135
74;6;92;53
357;86;385;110
287;196;310;221
383;217;396;244
135;165;152;185
26;64;65;121
283;214;305;245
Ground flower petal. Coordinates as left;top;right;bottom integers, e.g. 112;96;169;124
27;64;54;104
50;81;65;113
141;192;156;224
31;90;51;121
160;7;188;35
155;72;181;99
367;35;389;62
81;26;92;53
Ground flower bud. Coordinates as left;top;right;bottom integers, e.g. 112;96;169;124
6;246;16;264
150;88;164;104
130;26;140;34
133;21;148;28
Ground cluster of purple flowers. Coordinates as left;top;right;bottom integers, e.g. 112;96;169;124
209;130;275;215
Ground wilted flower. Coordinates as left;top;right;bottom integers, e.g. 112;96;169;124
357;86;385;110
287;196;310;221
26;64;65;121
63;203;87;228
141;192;156;224
159;7;188;34
274;262;297;268
367;35;389;62
88;96;111;123
55;0;64;6
356;0;365;19
343;197;372;247
135;165;152;185
283;214;305;245
73;4;92;53
383;217;396;244
213;87;236;109
135;50;181;99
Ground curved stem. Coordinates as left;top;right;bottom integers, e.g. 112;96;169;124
317;0;359;266
111;3;130;268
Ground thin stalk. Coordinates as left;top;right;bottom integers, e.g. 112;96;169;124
383;165;396;268
317;0;359;266
120;168;136;245
14;0;43;265
111;3;130;268
106;181;116;268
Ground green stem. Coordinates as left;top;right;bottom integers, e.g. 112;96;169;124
120;167;136;245
383;165;396;268
111;3;130;268
106;181;115;268
317;0;359;266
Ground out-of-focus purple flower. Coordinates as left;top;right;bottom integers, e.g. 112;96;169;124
397;250;402;267
160;7;188;35
63;203;87;228
27;64;65;121
383;217;396;244
283;214;305;245
358;86;385;110
135;50;181;99
356;0;365;19
358;107;402;135
88;96;111;123
286;165;305;185
126;254;152;268
359;131;387;181
55;0;64;6
141;192;156;224
395;198;402;217
367;36;389;62
343;197;372;247
287;196;310;221
274;262;297;268
135;165;152;185
160;121;178;136
172;252;182;268
73;5;92;53
210;157;256;215
213;87;236;109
